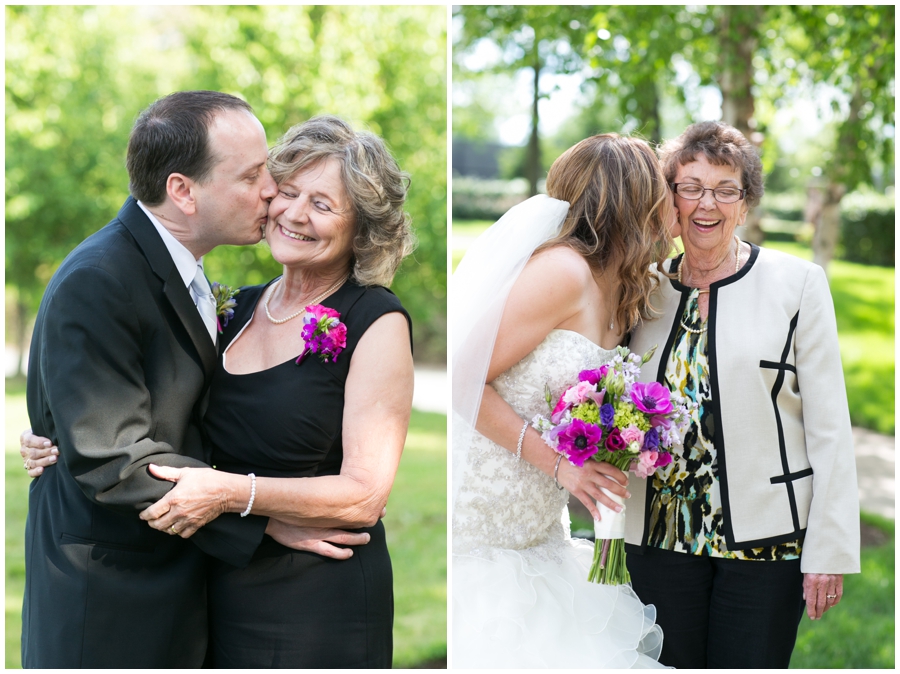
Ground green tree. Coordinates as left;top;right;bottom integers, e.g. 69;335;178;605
779;5;895;272
453;5;593;195
6;6;447;365
179;6;447;360
583;6;686;145
5;6;187;372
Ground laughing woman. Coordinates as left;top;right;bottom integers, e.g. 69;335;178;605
625;121;860;668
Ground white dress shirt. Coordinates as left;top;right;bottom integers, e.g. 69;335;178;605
137;201;216;341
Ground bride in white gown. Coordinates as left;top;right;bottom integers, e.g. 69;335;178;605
452;134;677;668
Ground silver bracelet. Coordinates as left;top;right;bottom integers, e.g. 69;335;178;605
515;420;528;461
554;454;565;490
240;473;256;517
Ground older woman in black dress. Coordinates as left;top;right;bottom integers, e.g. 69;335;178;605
24;115;416;668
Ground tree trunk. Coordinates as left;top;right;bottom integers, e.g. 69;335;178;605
14;298;29;377
717;6;765;245
526;56;541;197
815;76;866;273
633;75;661;144
812;182;846;272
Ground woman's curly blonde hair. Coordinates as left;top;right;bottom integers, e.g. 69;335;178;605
268;115;416;287
541;133;675;332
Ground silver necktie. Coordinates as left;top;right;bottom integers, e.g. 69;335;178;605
190;263;217;343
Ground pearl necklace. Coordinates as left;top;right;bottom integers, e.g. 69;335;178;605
677;235;742;334
263;273;349;325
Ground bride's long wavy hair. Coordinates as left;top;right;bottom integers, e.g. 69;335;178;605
540;134;674;332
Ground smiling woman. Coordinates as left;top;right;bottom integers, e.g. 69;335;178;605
266;156;356;292
625;121;860;669
122;114;418;667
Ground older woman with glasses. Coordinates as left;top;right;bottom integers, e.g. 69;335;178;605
624;121;860;668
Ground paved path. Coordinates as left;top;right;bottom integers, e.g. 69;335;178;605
568;426;895;525
853;426;894;519
413;366;447;415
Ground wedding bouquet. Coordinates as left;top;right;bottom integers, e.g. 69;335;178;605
532;345;692;585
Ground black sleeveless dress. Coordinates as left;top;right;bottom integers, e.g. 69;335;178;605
201;278;411;668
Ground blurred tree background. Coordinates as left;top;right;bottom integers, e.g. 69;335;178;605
453;4;893;272
453;3;894;435
5;5;447;669
453;7;894;668
6;4;447;368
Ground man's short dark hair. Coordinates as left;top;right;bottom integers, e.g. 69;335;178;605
126;91;254;205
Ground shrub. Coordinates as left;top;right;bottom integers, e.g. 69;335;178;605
837;191;895;267
759;191;894;267
451;177;531;220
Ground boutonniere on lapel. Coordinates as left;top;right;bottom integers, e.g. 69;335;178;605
296;304;347;365
211;282;240;334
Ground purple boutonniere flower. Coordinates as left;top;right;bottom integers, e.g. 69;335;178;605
211;282;240;333
295;304;347;365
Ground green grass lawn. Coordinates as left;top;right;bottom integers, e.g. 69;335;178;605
453;221;895;435
567;509;895;668
451;219;492;271
765;241;894;435
4;382;446;669
790;513;895;668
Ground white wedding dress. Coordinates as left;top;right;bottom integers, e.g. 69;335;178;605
452;329;665;669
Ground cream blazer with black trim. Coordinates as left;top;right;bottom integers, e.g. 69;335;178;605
625;244;860;574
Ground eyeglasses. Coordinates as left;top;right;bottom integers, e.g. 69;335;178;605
670;183;747;204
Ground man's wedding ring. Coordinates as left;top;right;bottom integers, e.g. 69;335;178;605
826;594;837;600
170;526;178;535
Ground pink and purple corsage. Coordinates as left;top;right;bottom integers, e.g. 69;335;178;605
296;304;347;365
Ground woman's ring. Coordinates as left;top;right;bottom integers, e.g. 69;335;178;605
23;459;30;470
826;594;837;600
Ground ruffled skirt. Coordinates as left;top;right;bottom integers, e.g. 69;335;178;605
453;538;665;669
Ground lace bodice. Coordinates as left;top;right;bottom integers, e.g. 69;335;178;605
453;330;617;556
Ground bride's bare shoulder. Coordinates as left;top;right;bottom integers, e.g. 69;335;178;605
522;244;593;290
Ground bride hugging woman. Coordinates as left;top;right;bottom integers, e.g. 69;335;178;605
451;134;676;668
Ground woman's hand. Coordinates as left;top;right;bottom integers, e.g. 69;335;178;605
265;519;371;560
20;429;58;477
557;459;630;521
803;573;844;620
139;464;235;537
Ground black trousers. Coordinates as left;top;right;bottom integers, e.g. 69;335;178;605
627;547;806;668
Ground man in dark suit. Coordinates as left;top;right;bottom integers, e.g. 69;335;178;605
22;91;279;668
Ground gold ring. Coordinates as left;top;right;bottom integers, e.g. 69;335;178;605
170;526;178;535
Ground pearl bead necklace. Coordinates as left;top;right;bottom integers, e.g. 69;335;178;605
677;235;742;334
263;274;349;325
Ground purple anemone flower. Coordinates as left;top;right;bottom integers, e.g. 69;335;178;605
630;382;674;415
558;419;602;467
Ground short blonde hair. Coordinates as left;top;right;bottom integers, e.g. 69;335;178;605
268;116;416;286
542;134;674;332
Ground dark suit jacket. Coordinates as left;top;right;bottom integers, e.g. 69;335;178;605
22;197;268;668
